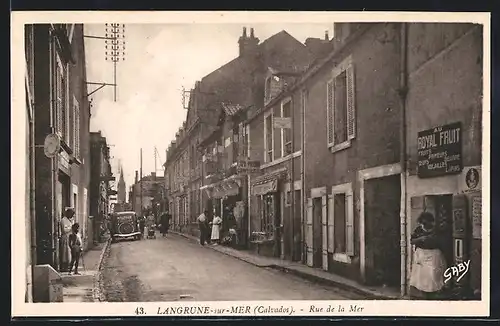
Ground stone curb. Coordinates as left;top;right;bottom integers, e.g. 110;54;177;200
92;237;112;302
170;231;394;300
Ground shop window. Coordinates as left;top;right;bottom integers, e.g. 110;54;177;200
261;194;275;239
327;56;356;152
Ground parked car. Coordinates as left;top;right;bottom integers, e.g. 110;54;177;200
110;211;142;242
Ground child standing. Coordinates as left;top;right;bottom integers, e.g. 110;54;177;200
68;223;83;275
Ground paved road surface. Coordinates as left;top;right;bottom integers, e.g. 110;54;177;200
101;232;363;302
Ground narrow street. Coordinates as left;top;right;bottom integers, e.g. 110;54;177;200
101;232;363;302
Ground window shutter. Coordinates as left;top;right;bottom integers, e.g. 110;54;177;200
327;80;334;145
306;198;314;267
327;194;335;254
321;195;328;271
346;65;356;140
345;190;354;256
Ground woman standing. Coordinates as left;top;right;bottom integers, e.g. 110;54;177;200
210;215;222;245
60;208;75;272
409;212;448;300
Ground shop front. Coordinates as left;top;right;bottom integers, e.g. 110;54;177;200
249;169;287;258
201;176;245;248
406;122;482;300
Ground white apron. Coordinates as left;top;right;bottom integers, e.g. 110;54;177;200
211;217;222;240
409;247;447;293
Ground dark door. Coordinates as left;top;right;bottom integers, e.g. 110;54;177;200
312;197;323;267
293;189;302;261
365;174;401;287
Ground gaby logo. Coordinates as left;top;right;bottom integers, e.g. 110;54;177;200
443;260;471;284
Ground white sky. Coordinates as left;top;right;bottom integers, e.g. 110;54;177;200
85;23;334;192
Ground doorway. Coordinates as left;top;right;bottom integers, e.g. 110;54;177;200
364;174;401;287
312;197;323;268
292;189;302;261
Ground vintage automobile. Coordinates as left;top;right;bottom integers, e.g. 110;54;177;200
110;211;142;242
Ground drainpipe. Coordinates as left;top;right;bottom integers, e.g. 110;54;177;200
300;89;306;264
290;97;295;261
398;22;409;298
29;94;36;301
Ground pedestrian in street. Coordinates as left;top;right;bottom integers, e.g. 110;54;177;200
197;210;209;246
60;207;75;272
139;215;146;239
210;214;222;245
409;212;447;300
68;223;83;275
160;211;171;237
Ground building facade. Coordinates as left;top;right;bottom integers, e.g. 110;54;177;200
32;24;92;271
89;131;114;243
165;27;314;244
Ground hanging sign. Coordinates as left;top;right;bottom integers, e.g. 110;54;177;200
273;117;291;129
417;122;462;178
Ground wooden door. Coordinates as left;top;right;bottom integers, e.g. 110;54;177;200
306;198;313;267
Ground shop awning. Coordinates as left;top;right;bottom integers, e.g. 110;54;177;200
200;176;242;199
251;167;288;196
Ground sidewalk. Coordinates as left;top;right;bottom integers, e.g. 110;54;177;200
61;235;110;302
170;231;401;300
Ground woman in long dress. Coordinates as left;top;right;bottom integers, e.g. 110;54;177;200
409;212;448;300
60;208;75;272
210;215;222;245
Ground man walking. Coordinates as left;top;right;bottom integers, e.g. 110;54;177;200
197;210;209;246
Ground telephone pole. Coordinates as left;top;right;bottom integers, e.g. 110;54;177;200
140;148;143;217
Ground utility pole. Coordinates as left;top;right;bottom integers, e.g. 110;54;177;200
140;148;143;217
105;23;126;101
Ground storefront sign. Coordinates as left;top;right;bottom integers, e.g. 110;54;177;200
417;122;462;178
237;160;260;174
252;179;278;196
471;195;481;239
59;150;71;173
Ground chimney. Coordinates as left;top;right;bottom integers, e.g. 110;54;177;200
135;170;138;184
152;172;156;181
325;30;329;41
238;26;259;57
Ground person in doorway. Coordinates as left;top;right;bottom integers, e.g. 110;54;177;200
60;208;75;272
210;214;222;245
197;210;209;246
409;212;448;300
68;223;83;275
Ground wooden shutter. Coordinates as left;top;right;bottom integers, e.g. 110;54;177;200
321;195;328;271
345;190;354;256
326;79;334;146
346;64;356;140
327;194;335;254
306;198;313;267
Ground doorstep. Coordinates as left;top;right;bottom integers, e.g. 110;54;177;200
170;231;399;300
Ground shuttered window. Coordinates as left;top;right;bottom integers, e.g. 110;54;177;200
264;112;273;163
327;56;356;151
282;100;292;156
330;183;355;261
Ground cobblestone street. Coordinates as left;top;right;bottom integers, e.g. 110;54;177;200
101;232;364;302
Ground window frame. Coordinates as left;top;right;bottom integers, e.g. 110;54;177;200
327;55;356;153
330;182;355;263
280;97;293;157
263;110;274;163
